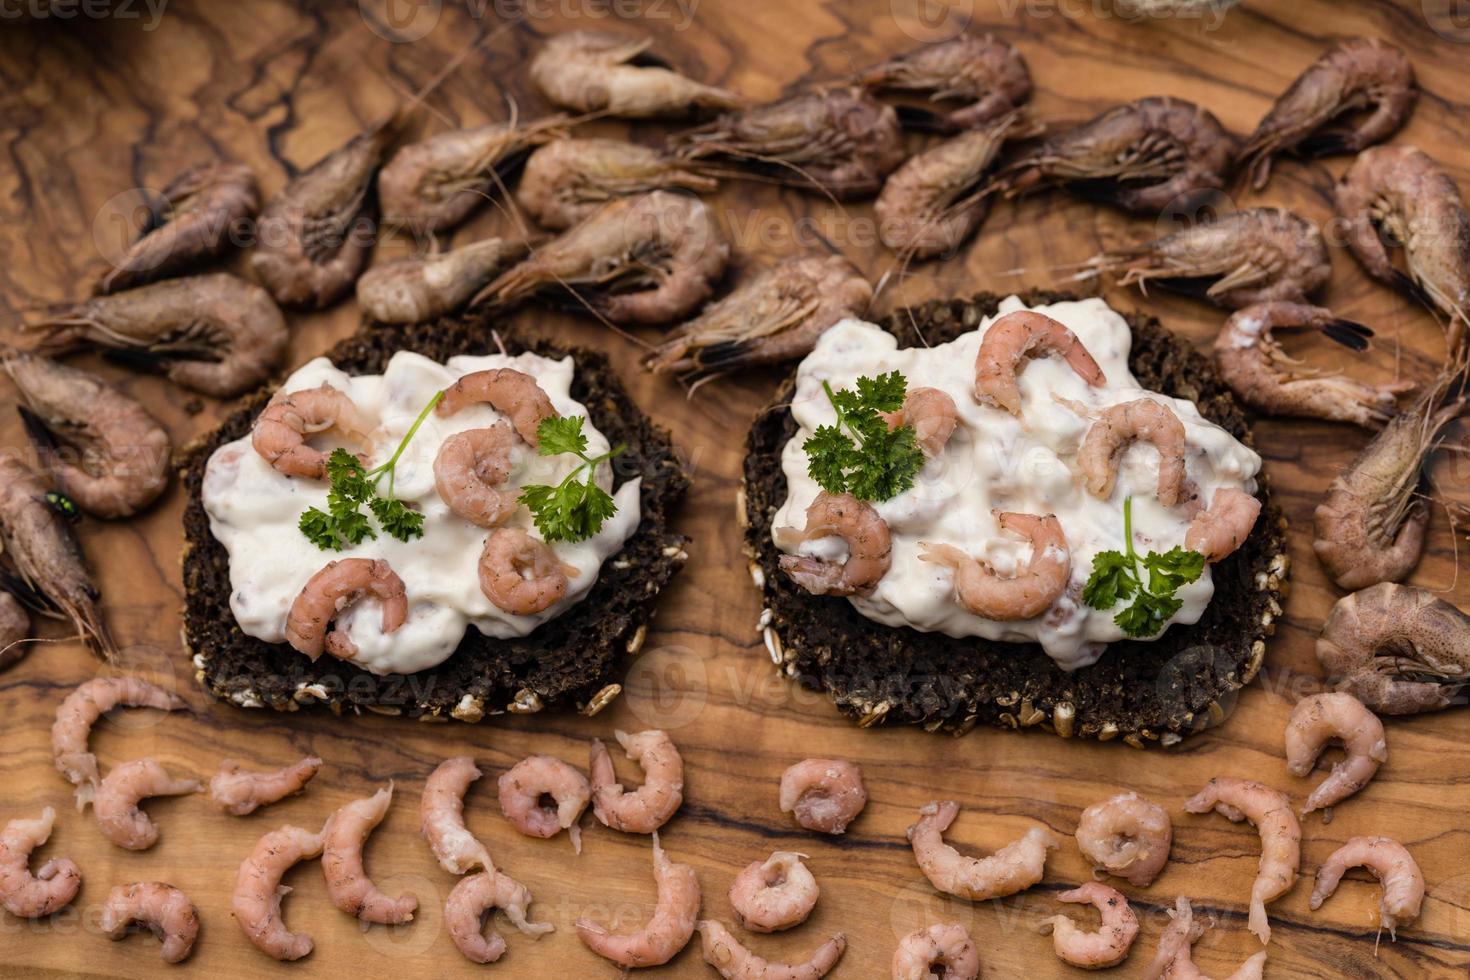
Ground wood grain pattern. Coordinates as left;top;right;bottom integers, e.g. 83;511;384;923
3;1;1470;976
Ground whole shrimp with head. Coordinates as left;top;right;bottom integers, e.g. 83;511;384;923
518;137;719;230
530;31;744;118
859;33;1031;131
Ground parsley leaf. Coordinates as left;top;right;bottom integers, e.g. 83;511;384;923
801;372;925;502
1081;497;1206;639
519;416;625;544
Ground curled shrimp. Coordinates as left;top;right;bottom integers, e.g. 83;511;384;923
974;310;1105;414
93;758;200;850
232;822;325;961
1078;399;1188;507
356;237;532;324
1212;302;1410;428
251;382;371;480
590;729;684;834
778;758;867;835
323;783;417;925
728;851;818;933
1182;777;1301;944
907;800;1057;901
475;190;730;326
22;272;287;398
1039;882;1138;970
211;756;322;816
1075;791;1173;887
776;492;892;598
445;869;554;964
437;367;558;445
434;423;518;528
575;833;700;968
921;511;1071;621
1142;896;1268;980
497;754;590;852
0;590;28;670
518;137;718;231
891;923;980;980
645;253;872;378
420;755;493;874
1316;583;1470;715
858;34;1031;131
881;386;958;457
284;558;408;661
478;528;573;616
1285;692;1387;817
531;31;743;119
0;807;81;919
1310;835;1423;938
3;349;171;519
100;882;199;963
52;676;185;808
96;161;259;294
1185;488;1262;564
1241;38;1416;189
699;920;846;980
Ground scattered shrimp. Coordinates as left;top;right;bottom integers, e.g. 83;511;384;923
575;833;700;968
859;34;1031;130
590;729;684;834
232;822;325;961
531;31;744;118
52;676;185;808
210;756;323;816
99;882;200;963
518;137;719;230
728;851;818;933
420;756;494;874
478;528;573;616
1310;835;1423;938
1074;792;1173;887
323;783;417;925
284;558;408;661
1316;583;1470;715
0;590;28;671
1241;38;1416;189
644;253;872;377
975;310;1106;414
497;754;591;852
2;349;171;518
778;759;866;834
97;161;260;294
356;237;532;324
891;922;980;980
1212;302;1411;428
474;190;730;326
1182;777;1301;944
907;800;1057;901
1039;882;1138;970
23;272;288;398
437;367;559;445
699;920;846;980
0;807;81;918
920;512;1071;622
445;869;554;964
776;492;892;598
250;382;371;480
93;758;199;850
434;423;518;528
881;386;958;457
1185;488;1262;563
1284;692;1387;817
1142;896;1268;980
1078;399;1188;507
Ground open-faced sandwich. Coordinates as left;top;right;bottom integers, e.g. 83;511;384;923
744;291;1289;745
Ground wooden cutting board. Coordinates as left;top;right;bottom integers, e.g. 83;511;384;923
2;1;1469;976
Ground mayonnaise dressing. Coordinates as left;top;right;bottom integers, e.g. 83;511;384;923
202;350;641;676
772;296;1262;671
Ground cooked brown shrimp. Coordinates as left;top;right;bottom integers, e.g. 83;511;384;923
322;783;417;925
907;800;1057;901
1075;791;1173;887
232;822;325;961
474;190;730;326
1039;882;1138;970
728;851;818;933
434;423;518;528
699;920;846;980
251;382;371;480
356;237;532;324
210;756;322;817
1316;583;1470;715
589;729;684;834
575;833;700;968
1241;38;1415;189
1183;777;1301;944
445;869;554;964
284;558;408;661
0;590;28;670
975;309;1106;413
23;273;288;398
1309;835;1423;938
891;923;980;980
645;253;872;377
478;528;573;616
531;31;744;119
52;676;185;808
1185;488;1262;563
1285;692;1387;817
1079;399;1188;507
1213;302;1411;428
776;492;892;598
1142;896;1268;980
437;367;558;445
921;512;1071;621
858;34;1031;131
420;755;494;874
99;882;200;963
97;161;259;294
93;758;199;850
2;349;171;519
881;386;958;457
497;754;591;852
0;807;81;918
518;137;719;231
671;87;905;199
778;758;867;835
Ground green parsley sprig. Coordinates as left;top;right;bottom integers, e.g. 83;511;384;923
519;415;625;543
802;371;925;502
1081;496;1206;639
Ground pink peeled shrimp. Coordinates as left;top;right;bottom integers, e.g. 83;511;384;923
1185;488;1262;563
1039;882;1138;970
974;311;1105;414
232;822;325;961
497;754;591;852
284;558;408;661
0;807;81;918
250;382;371;480
93;758;200;850
436;367;559;446
728;851;818;933
778;758;866;834
575;833;700;968
420;756;493;874
445;869;554;964
1142;896;1268;980
1309;835;1423;938
699;920;846;980
920;511;1071;621
210;756;322;816
52;676;186;809
1079;399;1189;507
433;423;519;528
1285;692;1387;818
478;528;573;616
100;882;200;963
1074;792;1173;887
1183;777;1301;944
776;492;892;598
907;800;1057;901
590;729;684;834
891;922;980;980
881;386;958;457
323;783;417;925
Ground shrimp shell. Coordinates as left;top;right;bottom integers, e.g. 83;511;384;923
232;822;325;961
210;756;322;817
1142;896;1268;980
420;756;494;875
52;676;186;808
99;882;200;963
1039;882;1138;970
858;34;1031;131
574;833;700;968
907;801;1057;901
518;137;719;231
590;729;684;834
698;920;846;980
531;31;744;119
322;783;417;925
93;758;199;850
1309;835;1423;938
356;237;532;324
0;807;81;919
1284;692;1386;817
891;922;980;980
445;869;554;964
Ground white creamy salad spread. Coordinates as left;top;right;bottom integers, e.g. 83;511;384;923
773;296;1262;671
202;350;641;676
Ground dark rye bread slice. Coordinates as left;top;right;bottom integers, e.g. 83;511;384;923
180;315;689;722
743;291;1290;746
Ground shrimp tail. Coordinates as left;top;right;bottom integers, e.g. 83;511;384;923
1321;318;1375;351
